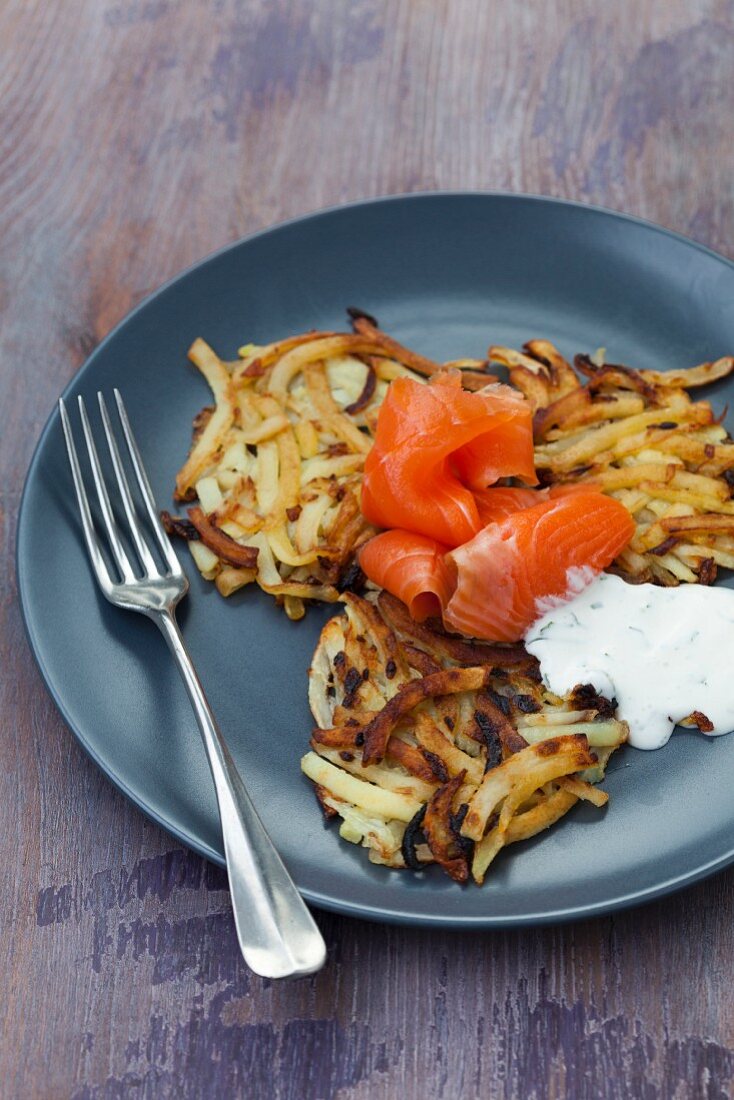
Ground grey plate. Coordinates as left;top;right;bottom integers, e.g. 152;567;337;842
17;193;734;927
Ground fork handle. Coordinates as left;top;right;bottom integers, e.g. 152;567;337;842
155;610;327;978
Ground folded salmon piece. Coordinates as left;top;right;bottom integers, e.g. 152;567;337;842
361;373;536;547
359;490;634;642
443;490;635;641
357;529;454;622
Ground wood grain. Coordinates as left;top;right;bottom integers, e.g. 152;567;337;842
2;0;734;1096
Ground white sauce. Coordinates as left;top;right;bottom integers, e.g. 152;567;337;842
525;572;734;750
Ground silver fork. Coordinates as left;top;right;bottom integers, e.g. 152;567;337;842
59;390;326;979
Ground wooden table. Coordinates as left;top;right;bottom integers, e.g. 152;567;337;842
4;2;733;1096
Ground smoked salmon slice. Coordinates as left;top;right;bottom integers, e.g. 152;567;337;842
359;490;634;641
361;373;537;547
358;529;454;622
443;490;635;641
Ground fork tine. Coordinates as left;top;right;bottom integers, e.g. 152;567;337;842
59;399;114;591
113;389;181;575
97;393;159;577
77;396;137;583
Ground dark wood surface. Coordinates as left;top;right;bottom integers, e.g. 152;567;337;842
3;2;734;1096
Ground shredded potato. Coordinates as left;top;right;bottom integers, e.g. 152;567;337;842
490;343;734;586
167;316;498;613
302;593;627;883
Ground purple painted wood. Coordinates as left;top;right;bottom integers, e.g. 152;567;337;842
2;1;734;1096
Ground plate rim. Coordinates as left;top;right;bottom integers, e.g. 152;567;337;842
17;189;734;928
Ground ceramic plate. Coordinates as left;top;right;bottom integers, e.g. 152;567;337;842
18;194;734;925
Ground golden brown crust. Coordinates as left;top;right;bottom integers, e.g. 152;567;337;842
361;666;494;765
377;592;530;667
423;773;470;883
186;507;259;568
